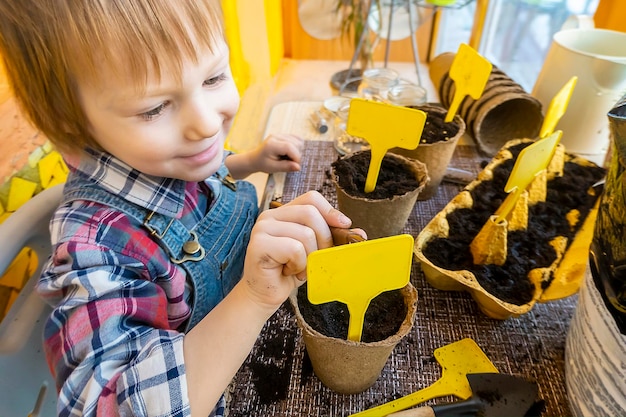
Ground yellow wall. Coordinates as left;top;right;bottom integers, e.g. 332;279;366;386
222;0;286;151
594;0;626;32
223;0;284;93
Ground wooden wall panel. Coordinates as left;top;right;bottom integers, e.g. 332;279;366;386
281;0;433;63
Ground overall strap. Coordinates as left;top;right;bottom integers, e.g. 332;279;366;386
62;165;259;329
63;180;197;264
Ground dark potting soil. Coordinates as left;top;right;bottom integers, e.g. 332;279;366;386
331;150;420;199
408;104;460;144
246;318;297;405
297;283;407;343
422;142;606;305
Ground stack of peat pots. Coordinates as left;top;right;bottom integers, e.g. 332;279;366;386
430;52;544;156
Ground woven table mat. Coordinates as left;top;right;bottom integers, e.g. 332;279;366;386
228;141;575;417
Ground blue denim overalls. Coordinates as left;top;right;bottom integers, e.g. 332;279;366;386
63;163;259;330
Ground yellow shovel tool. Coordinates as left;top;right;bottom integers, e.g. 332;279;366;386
494;131;562;224
307;234;414;342
445;43;492;123
539;76;577;139
346;98;426;193
350;338;499;416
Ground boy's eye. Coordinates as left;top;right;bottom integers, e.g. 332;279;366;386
204;73;228;87
139;102;169;121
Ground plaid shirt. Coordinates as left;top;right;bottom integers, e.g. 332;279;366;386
38;149;225;417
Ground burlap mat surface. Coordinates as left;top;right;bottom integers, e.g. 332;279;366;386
228;141;574;417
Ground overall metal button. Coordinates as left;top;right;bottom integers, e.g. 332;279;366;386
171;231;206;264
183;240;201;255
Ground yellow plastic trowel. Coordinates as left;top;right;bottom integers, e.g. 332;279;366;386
350;338;499;416
307;234;414;342
445;43;492;123
494;130;562;224
539;76;577;139
346;98;426;193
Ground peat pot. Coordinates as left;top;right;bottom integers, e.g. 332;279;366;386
289;283;418;394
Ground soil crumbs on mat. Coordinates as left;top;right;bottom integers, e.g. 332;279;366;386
423;142;606;306
297;283;407;343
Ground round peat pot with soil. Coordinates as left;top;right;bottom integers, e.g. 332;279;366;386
389;102;466;200
289;282;418;394
331;150;429;239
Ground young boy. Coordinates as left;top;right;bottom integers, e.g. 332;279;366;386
0;1;364;416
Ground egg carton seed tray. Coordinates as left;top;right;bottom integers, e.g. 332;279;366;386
414;138;606;319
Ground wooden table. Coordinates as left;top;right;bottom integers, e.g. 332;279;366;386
228;101;576;417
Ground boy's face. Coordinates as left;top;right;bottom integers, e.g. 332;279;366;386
78;39;239;181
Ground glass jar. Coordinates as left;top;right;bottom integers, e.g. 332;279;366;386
333;100;370;155
357;68;400;101
387;83;428;107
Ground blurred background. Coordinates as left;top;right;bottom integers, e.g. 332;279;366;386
437;0;600;91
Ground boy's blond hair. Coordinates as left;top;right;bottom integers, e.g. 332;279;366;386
0;0;224;154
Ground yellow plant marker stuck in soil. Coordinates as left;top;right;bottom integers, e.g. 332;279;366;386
346;98;426;193
540;76;577;139
494;131;562;224
307;234;414;342
445;43;492;123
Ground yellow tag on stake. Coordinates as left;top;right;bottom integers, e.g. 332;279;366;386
307;234;414;342
495;131;562;224
540;76;577;139
347;98;426;193
446;43;492;122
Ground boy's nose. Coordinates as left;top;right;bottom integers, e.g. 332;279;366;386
182;97;222;141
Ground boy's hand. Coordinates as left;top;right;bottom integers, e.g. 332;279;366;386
226;134;304;179
253;133;304;173
241;191;364;309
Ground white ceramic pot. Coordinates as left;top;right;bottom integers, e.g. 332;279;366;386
565;267;626;416
532;28;626;166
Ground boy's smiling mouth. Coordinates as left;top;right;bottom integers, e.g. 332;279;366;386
182;141;221;165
